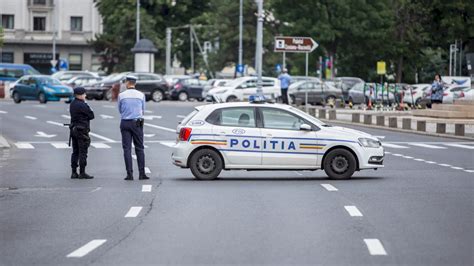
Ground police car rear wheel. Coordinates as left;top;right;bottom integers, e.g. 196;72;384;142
323;149;356;179
190;149;222;180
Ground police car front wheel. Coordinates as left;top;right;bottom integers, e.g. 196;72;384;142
189;149;223;180
323;149;357;179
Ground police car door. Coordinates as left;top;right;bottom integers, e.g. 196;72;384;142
210;107;262;167
259;107;319;168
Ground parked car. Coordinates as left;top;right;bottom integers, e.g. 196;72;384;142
328;77;364;101
170;78;208;101
291;76;321;84
66;76;102;88
52;71;100;82
403;84;431;106
0;63;40;83
164;75;191;88
202;79;229;99
289;80;343;105
348;82;395;105
206;76;280;102
11;75;73;104
85;72;127;101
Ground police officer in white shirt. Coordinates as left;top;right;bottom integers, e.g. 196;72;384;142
118;75;150;181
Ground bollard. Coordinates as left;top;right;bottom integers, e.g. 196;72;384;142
388;117;397;128
308;108;316;116
364;114;372;125
319;109;326;119
376;115;385;126
0;82;4;98
402;118;411;130
436;123;446;134
328;109;336;120
455;124;465;136
352;113;360;123
417;121;426;132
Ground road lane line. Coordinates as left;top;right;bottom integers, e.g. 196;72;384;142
425;161;436;164
177;115;186;118
88;132;116;143
66;239;107;258
382;143;409;149
444;143;474;149
132;155;137;160
414;158;425;161
408;143;446;149
145;167;151;174
142;185;152;192
392;153;403;157
15;143;35;149
403;156;414;159
451;166;464;170
464;170;474;173
144;110;153;113
144;123;176;133
438;163;451;167
321;184;338;191
24;115;37;120
47;121;66;126
125;206;143;218
159;141;176;147
344;206;363;217
364;239;387;255
384;151;391;154
51;143;70;149
90;187;102;193
90;143;111;149
62;115;71;119
0;110;7;114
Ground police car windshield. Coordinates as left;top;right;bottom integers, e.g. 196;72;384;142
289;106;327;126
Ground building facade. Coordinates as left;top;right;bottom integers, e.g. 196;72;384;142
0;0;102;73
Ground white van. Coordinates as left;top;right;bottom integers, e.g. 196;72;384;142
206;76;280;102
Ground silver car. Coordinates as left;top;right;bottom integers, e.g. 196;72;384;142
289;80;343;105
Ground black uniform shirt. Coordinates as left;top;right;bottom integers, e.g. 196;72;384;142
70;98;95;129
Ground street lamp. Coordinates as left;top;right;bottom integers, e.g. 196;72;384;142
255;0;263;96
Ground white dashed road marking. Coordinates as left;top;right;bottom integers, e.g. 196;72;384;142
344;206;363;217
364;239;387;256
90;187;102;193
408;143;446;149
159;141;176;147
414;158;425;161
24;115;37;120
144;123;176;133
15;143;35;149
89;132;116;143
67;239;107;258
90;143;111;149
382;143;409;149
321;184;338;191
142;185;152;192
51;143;70;149
144;167;151;174
177;115;186;119
444;143;474;149
424;161;436;164
125;206;143;218
464;170;474;173
451;166;464;170
0;110;7;114
62;115;71;119
403;156;413;159
392;154;403;157
47;121;65;126
438;163;451;167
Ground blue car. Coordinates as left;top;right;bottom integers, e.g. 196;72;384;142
11;75;74;104
0;63;40;83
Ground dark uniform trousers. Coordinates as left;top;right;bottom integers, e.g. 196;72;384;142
281;88;289;104
71;127;91;173
120;120;145;176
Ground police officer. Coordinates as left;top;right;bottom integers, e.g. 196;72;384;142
69;87;94;179
278;68;292;104
118;75;150;181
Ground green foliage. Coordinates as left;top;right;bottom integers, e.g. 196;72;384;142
0;26;4;48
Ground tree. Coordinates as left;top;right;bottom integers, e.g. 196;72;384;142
0;26;4;48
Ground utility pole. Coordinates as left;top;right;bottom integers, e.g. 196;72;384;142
136;0;140;43
238;0;243;77
51;0;57;71
255;0;264;96
165;28;171;75
190;25;194;74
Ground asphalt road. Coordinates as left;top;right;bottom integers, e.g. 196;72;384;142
0;99;472;265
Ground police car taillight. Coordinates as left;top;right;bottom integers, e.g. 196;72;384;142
179;127;192;141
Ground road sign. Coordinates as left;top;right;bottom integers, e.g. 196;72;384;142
377;61;386;75
236;64;244;74
50;59;58;67
274;36;318;53
59;59;68;70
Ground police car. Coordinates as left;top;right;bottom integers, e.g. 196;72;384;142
172;97;384;180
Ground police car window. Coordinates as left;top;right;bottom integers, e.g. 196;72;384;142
215;108;256;127
261;108;305;130
245;80;257;88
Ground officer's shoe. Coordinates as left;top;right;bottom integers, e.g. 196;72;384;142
71;172;80;179
79;173;94;179
139;174;150;180
124;175;134;181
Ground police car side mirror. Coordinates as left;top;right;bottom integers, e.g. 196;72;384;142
300;124;312;131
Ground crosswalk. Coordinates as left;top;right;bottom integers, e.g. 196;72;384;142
11;141;474;150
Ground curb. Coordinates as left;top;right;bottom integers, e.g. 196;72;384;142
321;119;474;141
0;135;11;148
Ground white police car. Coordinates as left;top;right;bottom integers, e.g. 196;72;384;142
172;98;384;180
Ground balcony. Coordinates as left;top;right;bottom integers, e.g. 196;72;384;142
27;0;54;10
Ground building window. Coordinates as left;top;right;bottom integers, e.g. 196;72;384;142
33;17;46;31
1;15;14;29
1;52;14;63
33;0;47;5
69;54;82;70
70;17;83;32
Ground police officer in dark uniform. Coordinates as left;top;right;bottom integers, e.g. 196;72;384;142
69;87;95;179
118;75;150;181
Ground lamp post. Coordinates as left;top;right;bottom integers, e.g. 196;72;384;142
136;0;140;43
238;0;243;77
255;0;263;96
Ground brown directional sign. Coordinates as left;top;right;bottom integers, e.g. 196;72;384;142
274;36;318;53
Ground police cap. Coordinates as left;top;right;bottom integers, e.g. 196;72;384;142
125;75;138;82
74;87;86;95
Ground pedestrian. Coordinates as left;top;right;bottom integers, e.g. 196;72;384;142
430;73;444;106
69;87;94;179
278;68;292;104
118;75;150;181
